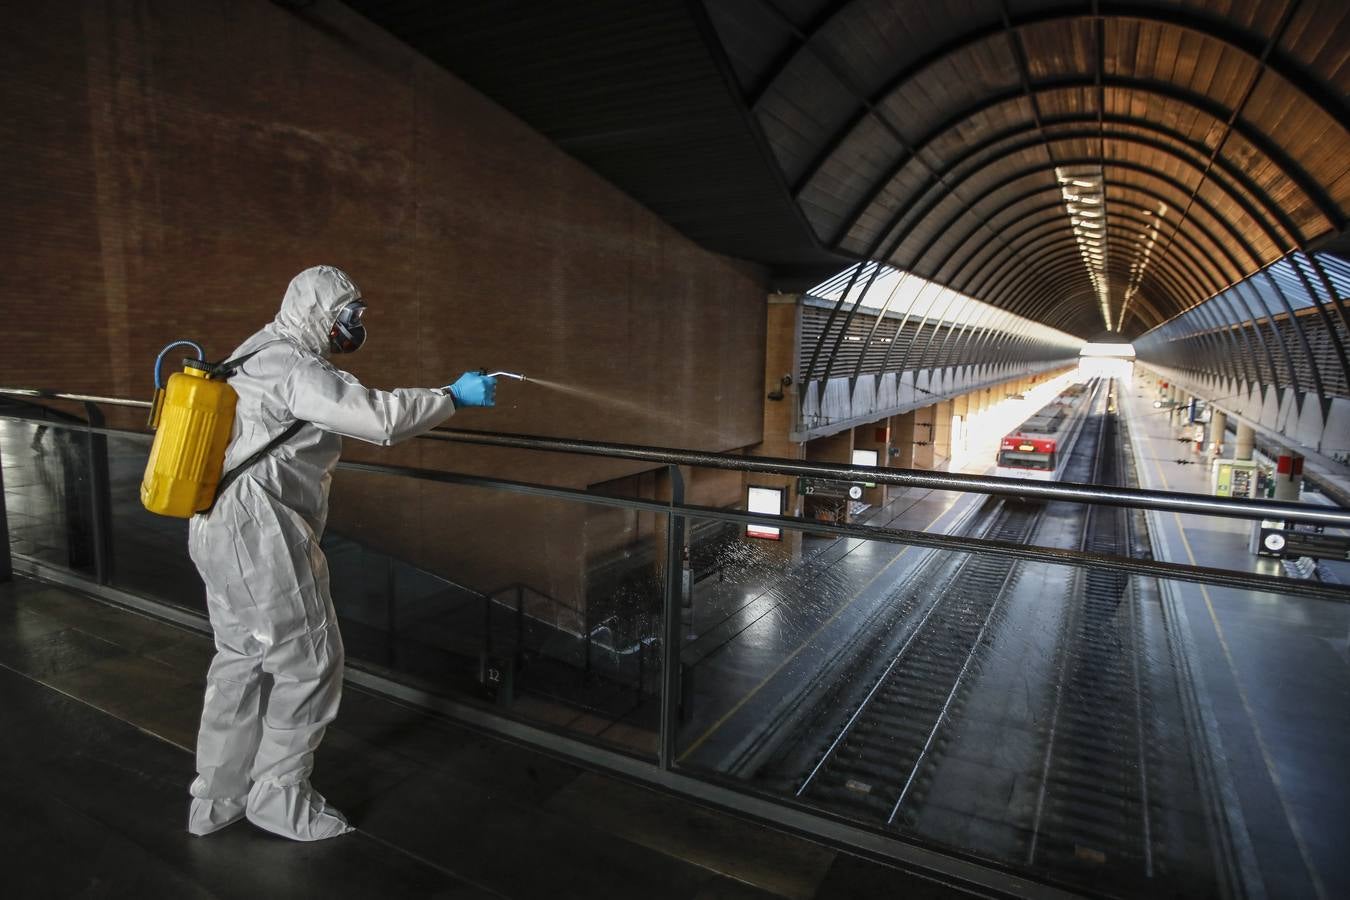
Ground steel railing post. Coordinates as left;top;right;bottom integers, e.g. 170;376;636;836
0;421;11;583
584;606;593;682
636;637;646;702
83;402;113;586
484;593;493;655
659;463;686;769
385;554;397;664
515;585;525;669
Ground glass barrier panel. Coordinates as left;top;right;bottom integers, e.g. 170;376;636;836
324;467;665;759
0;418;669;760
1;418;98;577
103;433;199;608
670;508;1350;899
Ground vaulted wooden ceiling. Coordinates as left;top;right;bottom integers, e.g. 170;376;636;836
703;0;1350;338
347;0;1350;339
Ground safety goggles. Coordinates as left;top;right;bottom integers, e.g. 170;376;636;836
330;299;368;353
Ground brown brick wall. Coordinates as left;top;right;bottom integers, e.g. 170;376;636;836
2;1;768;607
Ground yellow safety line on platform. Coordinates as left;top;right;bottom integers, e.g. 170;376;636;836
676;496;970;763
1144;409;1328;900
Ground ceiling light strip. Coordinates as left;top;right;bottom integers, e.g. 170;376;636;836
1056;165;1111;332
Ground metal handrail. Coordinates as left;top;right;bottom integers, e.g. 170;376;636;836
5;385;1350;528
0;387;152;409
2;405;1347;602
423;427;1350;528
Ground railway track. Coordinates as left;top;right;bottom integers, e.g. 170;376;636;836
792;500;1041;823
745;378;1226;896
1026;382;1156;884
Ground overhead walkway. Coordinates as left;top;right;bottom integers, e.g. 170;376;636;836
5;381;1350;899
0;575;961;899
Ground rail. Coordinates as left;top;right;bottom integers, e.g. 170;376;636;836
4;386;1350;528
3;385;1350;604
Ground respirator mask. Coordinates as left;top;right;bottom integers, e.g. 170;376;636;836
329;299;367;354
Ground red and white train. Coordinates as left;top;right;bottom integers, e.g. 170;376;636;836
994;381;1095;481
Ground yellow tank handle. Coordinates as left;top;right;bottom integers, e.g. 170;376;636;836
147;388;166;430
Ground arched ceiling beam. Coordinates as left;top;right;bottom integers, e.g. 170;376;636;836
762;4;1347;232
945;179;1229;306
993;238;1201;333
993;218;1236;337
956;195;1221;313
918;162;1247;317
1004;203;1215;323
987;237;1186;325
751;3;1350;160
858;163;1231;361
1014;281;1109;334
1009;277;1140;338
853;86;1336;282
969;210;1209;325
953;184;1235;320
747;1;1346;391
966;170;1290;377
1142;0;1300;330
858;130;1277;316
852;120;1301;259
803;74;1342;237
744;0;1045;294
966;132;1350;395
987;256;1128;331
831;105;1317;361
967;205;1210;314
924;156;1266;297
837;111;1258;247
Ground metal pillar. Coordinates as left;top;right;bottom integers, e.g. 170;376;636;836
1208;409;1228;457
0;425;11;583
1235;422;1256;461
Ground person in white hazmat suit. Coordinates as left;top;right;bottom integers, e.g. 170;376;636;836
187;265;496;840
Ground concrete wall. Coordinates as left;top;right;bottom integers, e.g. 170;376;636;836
743;297;805;556
910;405;936;469
804;429;854;524
852;422;890;508
2;2;768;607
890;412;916;469
932;400;953;463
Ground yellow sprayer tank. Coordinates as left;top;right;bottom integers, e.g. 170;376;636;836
140;361;237;517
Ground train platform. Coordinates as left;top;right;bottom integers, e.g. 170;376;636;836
1119;380;1350;899
675;380;1076;770
677;480;987;768
0;575;982;899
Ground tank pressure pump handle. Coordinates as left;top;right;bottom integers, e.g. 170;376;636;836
149;339;206;430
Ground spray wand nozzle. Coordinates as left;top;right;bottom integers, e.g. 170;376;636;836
480;369;528;382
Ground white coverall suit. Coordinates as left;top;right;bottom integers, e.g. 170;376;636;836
187;266;457;840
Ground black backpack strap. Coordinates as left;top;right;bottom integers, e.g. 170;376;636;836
201;420;306;515
208;339;287;379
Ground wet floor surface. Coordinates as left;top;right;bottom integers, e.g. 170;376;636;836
0;577;982;899
676;483;987;768
1122;383;1350;900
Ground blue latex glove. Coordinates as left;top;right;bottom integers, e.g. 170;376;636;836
446;371;497;408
